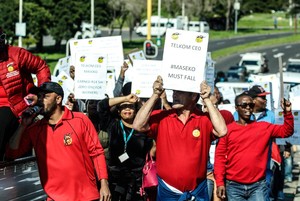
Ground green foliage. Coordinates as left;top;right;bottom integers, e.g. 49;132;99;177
238;13;290;28
24;2;52;41
0;0;19;43
211;33;300;60
23;35;37;48
94;0;112;26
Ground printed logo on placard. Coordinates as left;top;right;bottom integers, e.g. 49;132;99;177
171;32;180;40
195;35;204;43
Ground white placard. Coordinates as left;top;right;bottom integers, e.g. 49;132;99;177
275;110;300;145
70;36;123;77
123;59;134;85
131;60;162;98
218;104;236;114
53;56;71;76
249;73;292;109
162;29;209;93
216;82;250;104
106;72;116;98
74;54;107;100
55;71;75;104
128;50;146;65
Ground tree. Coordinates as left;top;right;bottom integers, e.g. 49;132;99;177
0;0;19;45
107;0;129;35
94;0;112;26
123;0;146;41
50;0;89;50
23;2;52;51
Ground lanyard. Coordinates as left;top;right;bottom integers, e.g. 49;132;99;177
120;120;134;152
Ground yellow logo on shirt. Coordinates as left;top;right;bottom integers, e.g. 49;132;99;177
64;133;72;146
192;129;200;137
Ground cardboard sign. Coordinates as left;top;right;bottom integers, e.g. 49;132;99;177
128;50;146;66
74;54;107;100
131;60;162;98
162;29;209;93
275;110;300;145
69;36;123;77
55;71;75;104
53;56;71;76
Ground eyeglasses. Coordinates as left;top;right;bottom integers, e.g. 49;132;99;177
0;33;6;40
119;104;135;110
236;102;255;109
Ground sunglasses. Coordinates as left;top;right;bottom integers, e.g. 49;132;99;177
258;96;266;100
119;104;135;110
0;33;6;40
237;102;255;109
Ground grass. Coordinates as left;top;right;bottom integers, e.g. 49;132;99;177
37;53;66;72
211;33;300;60
238;12;290;29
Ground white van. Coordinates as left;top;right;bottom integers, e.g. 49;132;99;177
136;16;176;37
188;21;210;33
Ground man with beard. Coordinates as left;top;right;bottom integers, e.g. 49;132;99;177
0;27;50;161
6;82;111;201
133;76;227;200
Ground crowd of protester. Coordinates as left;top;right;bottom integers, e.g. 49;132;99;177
0;26;296;201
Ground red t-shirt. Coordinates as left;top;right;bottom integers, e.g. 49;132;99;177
214;112;294;186
148;108;215;192
219;109;234;125
6;108;108;201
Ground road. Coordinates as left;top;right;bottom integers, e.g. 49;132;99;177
215;42;300;74
0;159;46;201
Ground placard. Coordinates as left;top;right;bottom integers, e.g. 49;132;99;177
74;54;107;100
275;110;300;145
70;36;123;77
162;29;209;93
131;60;162;98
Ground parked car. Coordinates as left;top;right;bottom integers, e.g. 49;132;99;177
284;58;300;73
238;52;269;74
227;65;248;82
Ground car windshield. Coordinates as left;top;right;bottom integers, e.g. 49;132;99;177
287;63;300;72
242;60;259;66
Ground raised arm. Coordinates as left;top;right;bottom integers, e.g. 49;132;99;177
113;61;129;97
201;81;227;137
108;93;138;107
160;90;172;110
133;76;164;132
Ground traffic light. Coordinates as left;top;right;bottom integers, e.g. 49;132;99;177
143;40;158;59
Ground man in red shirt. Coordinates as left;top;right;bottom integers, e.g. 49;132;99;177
133;76;227;200
6;82;111;201
215;92;294;201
